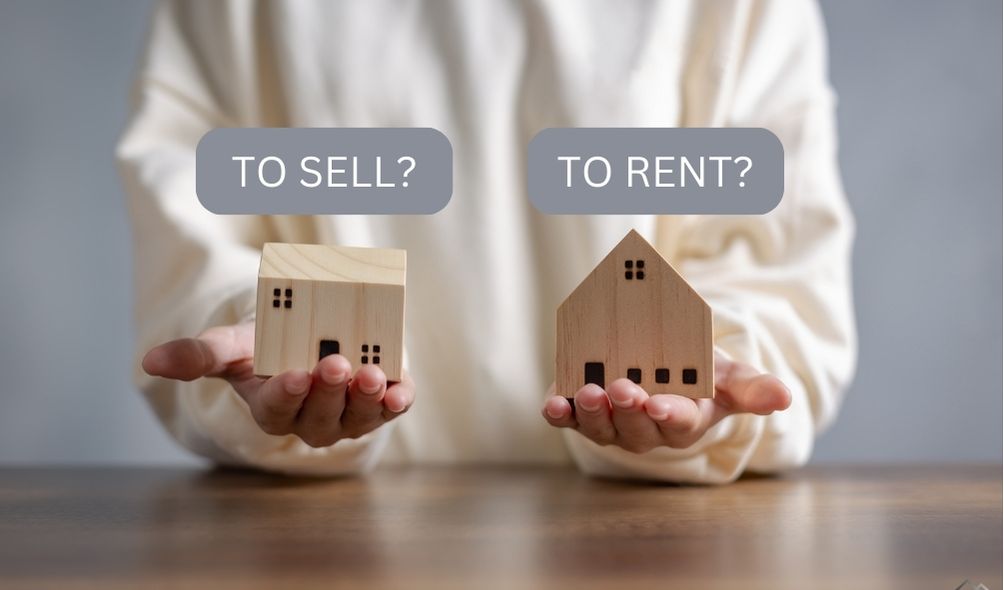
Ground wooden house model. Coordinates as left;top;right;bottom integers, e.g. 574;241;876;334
556;230;713;399
253;243;406;380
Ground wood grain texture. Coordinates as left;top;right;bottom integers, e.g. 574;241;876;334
253;243;406;380
0;465;998;590
556;230;713;398
259;242;406;285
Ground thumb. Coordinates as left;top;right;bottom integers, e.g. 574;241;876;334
714;357;792;416
142;323;254;382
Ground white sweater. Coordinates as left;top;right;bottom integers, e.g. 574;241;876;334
118;0;856;483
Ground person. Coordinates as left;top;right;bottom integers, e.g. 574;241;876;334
121;0;855;483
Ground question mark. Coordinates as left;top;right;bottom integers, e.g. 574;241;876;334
398;156;416;188
735;156;752;188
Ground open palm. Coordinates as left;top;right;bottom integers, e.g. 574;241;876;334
142;322;414;447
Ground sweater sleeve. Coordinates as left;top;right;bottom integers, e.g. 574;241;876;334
117;0;391;475
564;0;856;483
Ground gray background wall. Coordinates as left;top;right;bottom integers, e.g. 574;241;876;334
0;1;999;466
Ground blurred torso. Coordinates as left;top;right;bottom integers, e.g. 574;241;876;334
223;0;728;463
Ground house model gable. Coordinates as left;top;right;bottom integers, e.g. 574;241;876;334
253;243;406;381
556;230;714;399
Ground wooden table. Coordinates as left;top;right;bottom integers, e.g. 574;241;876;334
0;465;998;589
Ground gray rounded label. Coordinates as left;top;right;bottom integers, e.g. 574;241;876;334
196;128;453;214
526;128;784;214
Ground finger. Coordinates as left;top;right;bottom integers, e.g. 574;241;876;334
644;394;705;438
606;379;661;453
142;323;254;381
715;359;792;416
294;354;352;447
382;373;416;421
142;338;218;381
541;395;577;429
573;384;616;445
340;365;388;438
246;369;311;436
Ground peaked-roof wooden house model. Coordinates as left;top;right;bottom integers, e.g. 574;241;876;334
556;230;713;399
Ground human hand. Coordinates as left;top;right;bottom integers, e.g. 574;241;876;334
541;351;791;453
141;322;414;447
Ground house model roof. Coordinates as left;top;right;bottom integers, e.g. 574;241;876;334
259;243;406;285
559;229;706;310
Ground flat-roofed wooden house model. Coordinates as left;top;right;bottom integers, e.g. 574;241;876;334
253;243;406;381
556;230;713;399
